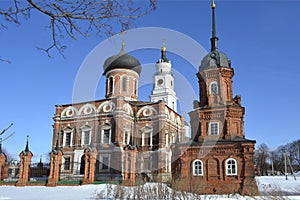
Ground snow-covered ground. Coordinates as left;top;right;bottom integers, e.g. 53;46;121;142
0;176;299;200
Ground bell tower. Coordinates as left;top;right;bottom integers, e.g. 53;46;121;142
150;44;178;111
189;0;245;141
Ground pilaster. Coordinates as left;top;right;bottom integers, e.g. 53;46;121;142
16;151;33;186
47;150;63;186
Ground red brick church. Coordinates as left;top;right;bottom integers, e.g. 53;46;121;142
47;0;258;195
48;41;185;186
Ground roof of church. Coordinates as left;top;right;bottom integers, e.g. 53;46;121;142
103;43;142;75
199;0;231;71
22;135;32;156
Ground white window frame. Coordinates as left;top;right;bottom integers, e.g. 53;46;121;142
102;128;111;144
143;130;152;147
81;127;92;146
141;127;153;147
193;159;203;176
100;125;111;144
99;154;111;172
209;81;219;94
209;122;219;136
63;128;73;147
226;158;237;176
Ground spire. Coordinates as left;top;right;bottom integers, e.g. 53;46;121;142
24;135;29;153
120;31;126;54
210;0;219;52
121;41;125;53
158;40;169;63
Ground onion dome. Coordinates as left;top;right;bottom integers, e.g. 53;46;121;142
103;43;142;75
199;0;231;71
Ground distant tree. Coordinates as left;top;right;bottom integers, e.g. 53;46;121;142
269;140;300;174
270;147;285;175
288;139;300;166
254;143;270;176
0;0;158;60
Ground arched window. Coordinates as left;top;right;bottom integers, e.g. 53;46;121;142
210;81;219;94
122;76;127;92
193;160;203;176
226;158;237;175
109;77;114;94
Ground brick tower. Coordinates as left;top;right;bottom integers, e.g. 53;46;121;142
16;136;33;186
171;0;258;195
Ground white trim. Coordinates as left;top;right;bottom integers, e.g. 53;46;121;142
78;103;96;115
225;158;238;176
61;106;78;117
193;159;203;176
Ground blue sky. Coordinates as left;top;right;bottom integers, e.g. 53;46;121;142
1;0;300;161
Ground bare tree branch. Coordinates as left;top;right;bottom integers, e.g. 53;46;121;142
0;0;158;60
0;57;11;64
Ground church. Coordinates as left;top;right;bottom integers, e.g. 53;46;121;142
47;0;258;195
47;40;185;186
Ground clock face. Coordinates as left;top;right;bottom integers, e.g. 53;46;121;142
158;79;164;85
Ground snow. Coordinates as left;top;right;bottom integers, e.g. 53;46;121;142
0;176;299;200
256;175;300;197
